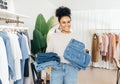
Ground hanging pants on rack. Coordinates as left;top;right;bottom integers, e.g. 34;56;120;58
0;80;2;84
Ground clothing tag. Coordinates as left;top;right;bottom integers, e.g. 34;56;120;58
94;36;97;39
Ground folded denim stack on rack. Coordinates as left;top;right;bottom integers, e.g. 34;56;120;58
64;38;91;71
34;52;60;72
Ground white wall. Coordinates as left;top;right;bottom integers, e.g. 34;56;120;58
48;0;120;10
14;0;57;39
13;0;120;39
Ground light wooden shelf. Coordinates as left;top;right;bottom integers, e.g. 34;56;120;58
0;9;29;25
0;9;29;18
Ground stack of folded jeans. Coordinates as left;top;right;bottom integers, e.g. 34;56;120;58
34;52;60;72
64;38;91;71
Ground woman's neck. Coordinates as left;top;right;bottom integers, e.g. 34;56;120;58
61;30;71;34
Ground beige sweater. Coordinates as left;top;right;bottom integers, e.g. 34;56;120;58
46;32;81;63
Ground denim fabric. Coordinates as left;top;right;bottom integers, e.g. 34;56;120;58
0;31;16;80
14;33;29;84
50;63;78;84
23;32;31;50
70;53;91;70
24;58;29;77
0;80;2;84
64;38;91;70
17;33;29;60
14;60;25;84
35;52;60;64
34;61;59;72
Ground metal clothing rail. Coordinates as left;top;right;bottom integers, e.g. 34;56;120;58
95;29;120;33
0;9;30;26
0;26;28;32
89;28;120;35
0;17;24;24
95;29;120;30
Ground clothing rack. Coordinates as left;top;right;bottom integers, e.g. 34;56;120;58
95;29;120;30
0;17;24;26
96;29;120;34
0;25;28;32
0;9;29;26
89;28;120;35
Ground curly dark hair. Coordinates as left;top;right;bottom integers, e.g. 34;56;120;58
55;6;71;22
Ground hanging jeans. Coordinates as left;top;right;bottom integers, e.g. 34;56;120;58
0;80;2;84
50;63;78;84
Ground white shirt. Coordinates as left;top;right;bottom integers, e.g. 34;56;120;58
7;32;22;80
0;37;9;84
46;32;81;63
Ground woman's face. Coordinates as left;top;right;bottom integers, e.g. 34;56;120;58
59;16;71;33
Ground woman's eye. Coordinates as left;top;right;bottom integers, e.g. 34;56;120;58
68;21;70;23
62;22;66;24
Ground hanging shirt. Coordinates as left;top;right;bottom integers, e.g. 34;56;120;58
23;34;31;55
23;32;31;51
7;32;22;80
114;34;120;59
92;33;99;62
0;37;9;84
22;34;30;77
14;33;29;84
0;32;16;80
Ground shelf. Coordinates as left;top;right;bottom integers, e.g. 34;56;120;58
0;9;29;19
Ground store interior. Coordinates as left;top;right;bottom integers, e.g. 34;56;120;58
0;0;120;84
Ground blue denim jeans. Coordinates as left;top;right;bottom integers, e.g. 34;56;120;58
34;61;59;72
64;38;91;70
50;63;78;84
0;79;2;84
36;52;60;64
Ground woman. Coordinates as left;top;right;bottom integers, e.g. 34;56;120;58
46;6;80;84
